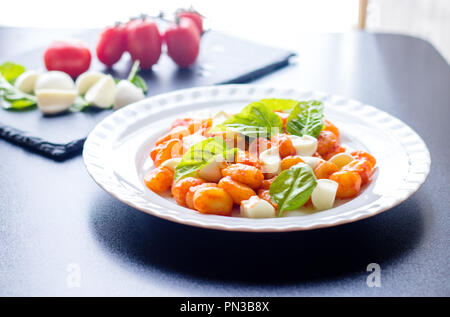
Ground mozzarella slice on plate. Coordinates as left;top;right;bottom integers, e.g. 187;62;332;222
160;157;182;171
198;156;227;182
240;196;276;218
259;146;281;174
311;179;339;211
287;135;318;156
299;156;324;169
182;133;207;150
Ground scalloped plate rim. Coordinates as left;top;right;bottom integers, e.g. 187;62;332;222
82;84;431;232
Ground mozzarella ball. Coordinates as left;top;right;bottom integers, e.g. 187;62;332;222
14;71;39;94
159;157;182;171
113;80;145;109
36;89;77;114
240;196;276;218
75;71;105;95
259;146;281;174
198;156;228;182
182;133;207;150
311;179;339;211
299;156;324;169
287;135;318;156
85;75;115;108
35;71;75;92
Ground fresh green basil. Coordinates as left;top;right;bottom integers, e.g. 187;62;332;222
0;74;36;110
127;60;148;93
174;137;235;181
269;162;317;216
216;101;283;139
0;62;25;83
285;100;324;138
130;75;147;93
69;95;90;112
260;98;300;112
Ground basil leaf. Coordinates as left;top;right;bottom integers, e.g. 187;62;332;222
217;101;283;138
127;60;147;93
174;137;234;181
0;74;36;110
260;98;299;112
286;100;324;138
269;163;317;216
130;75;148;93
70;95;90;112
0;62;25;83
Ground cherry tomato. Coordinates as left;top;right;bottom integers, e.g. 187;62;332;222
164;17;200;68
96;24;127;67
44;40;91;78
176;9;203;34
126;19;162;69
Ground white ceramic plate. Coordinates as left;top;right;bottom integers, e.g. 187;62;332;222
83;85;430;232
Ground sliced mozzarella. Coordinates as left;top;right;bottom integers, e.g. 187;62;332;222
311;179;339;211
259;146;281;175
182;133;207;150
240;196;276;218
75;72;105;95
34;71;75;92
113;80;145;109
287;135;318;156
35;89;77;114
85;75;115;108
160;157;182;171
198;156;227;182
299;156;324;169
329;152;354;169
14;71;39;94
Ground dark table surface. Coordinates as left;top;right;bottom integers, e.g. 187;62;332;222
0;28;449;296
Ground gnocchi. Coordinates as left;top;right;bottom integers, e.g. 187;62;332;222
144;101;376;218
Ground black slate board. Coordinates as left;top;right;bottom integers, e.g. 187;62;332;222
0;29;295;160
